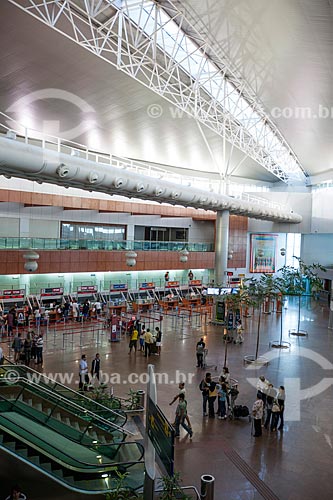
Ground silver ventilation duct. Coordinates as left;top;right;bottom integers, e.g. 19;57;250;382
0;136;302;223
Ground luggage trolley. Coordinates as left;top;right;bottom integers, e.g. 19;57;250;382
202;348;217;371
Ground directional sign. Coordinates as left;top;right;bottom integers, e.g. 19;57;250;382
147;396;174;476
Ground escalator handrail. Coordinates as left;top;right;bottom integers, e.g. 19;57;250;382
0;384;144;461
0;365;132;436
2;357;126;422
4;384;146;461
0;412;144;472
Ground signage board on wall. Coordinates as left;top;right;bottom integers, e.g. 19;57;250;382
165;281;180;288
0;289;25;301
110;283;128;291
139;282;155;290
40;287;64;297
189;280;202;287
77;285;97;294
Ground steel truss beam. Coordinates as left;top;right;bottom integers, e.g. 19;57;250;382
8;0;306;183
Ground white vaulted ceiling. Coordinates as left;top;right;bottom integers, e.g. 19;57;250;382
0;0;332;186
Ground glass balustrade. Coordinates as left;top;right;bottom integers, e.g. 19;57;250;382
0;237;213;252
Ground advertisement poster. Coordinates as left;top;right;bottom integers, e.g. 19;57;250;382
250;233;277;273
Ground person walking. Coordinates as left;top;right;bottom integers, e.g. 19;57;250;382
277;385;286;430
94;300;102;317
36;334;43;366
208;377;217;418
252;394;264;437
128;327;139;354
139;324;145;352
91;353;101;385
79;354;89;391
217;383;228;419
72;300;80;322
155;327;162;355
174;393;193;439
199;372;211;416
7;308;15;337
264;384;276;429
5;485;27;500
144;328;153;357
270;400;281;431
256;375;270;406
23;332;32;367
169;382;192;430
196;337;205;368
13;333;22;363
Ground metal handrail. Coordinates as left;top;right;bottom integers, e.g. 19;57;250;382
1;360;129;433
0;392;143;472
0;371;132;437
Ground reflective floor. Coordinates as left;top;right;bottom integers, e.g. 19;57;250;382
1;297;333;500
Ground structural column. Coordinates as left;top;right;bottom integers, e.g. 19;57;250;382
328;281;333;330
215;210;229;285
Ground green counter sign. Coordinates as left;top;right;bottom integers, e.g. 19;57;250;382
147;396;175;476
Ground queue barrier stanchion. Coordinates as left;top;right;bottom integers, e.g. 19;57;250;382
53;327;57;347
62;332;65;350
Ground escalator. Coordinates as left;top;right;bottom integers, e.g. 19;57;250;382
1;362;127;426
0;366;145;494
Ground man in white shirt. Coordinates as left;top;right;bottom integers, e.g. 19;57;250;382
79;354;89;391
256;375;270;405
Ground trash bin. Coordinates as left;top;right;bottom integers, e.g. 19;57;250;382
136;390;145;409
200;474;215;500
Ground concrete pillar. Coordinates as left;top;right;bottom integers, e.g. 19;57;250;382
328;281;333;329
215;210;229;285
126;223;135;241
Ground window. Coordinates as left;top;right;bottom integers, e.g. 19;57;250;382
61;223;126;241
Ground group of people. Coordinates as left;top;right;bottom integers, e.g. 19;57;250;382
127;321;163;357
79;353;101;391
252;375;286;437
11;331;43;366
199;367;232;419
0;299;104;338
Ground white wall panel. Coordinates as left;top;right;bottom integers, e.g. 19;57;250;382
0;217;19;237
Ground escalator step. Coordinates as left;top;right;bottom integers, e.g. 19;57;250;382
28;455;40;465
52;468;64;478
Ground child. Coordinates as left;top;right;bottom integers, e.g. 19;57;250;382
217;383;228;419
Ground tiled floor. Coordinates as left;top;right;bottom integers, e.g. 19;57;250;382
1;297;333;499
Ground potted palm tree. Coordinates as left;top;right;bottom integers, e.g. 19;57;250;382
278;257;325;337
244;273;278;365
